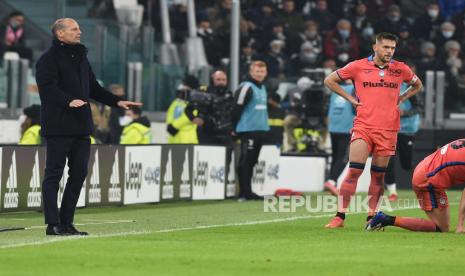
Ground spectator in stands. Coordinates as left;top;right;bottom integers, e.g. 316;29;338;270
207;0;241;33
448;67;465;112
416;41;445;78
244;0;277;34
328;0;358;19
307;0;335;34
90;99;111;143
444;40;462;77
258;21;287;54
358;23;376;57
88;0;115;18
240;41;257;81
349;2;372;32
261;39;289;81
197;16;223;67
19;104;41;145
364;0;395;22
322;58;337;71
0;11;33;62
170;3;188;43
411;2;444;41
324;19;359;66
290;40;322;76
120;107;151;144
277;0;305;33
108;84;126;144
433;22;459;54
373;4;410;36
395;25;420;61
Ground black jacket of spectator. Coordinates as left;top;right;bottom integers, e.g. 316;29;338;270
411;12;444;40
36;39;122;136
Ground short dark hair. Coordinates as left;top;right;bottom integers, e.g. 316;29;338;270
375;32;398;44
9;11;24;18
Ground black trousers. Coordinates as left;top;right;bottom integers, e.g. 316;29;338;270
329;132;351;182
385;133;415;185
238;131;267;197
42;136;91;225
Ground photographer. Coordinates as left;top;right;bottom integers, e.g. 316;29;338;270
196;70;234;145
283;75;328;153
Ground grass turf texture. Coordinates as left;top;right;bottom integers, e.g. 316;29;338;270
0;190;464;276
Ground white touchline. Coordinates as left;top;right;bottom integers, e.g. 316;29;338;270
26;220;136;230
0;204;433;250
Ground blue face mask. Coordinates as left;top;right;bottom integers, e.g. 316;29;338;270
338;29;350;39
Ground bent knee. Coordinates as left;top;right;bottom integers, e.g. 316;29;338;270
437;224;449;232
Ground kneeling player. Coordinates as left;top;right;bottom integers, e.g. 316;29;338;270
367;139;465;233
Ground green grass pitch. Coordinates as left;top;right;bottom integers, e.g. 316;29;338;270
0;190;464;276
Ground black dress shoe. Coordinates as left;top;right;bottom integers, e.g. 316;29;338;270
46;225;70;236
246;193;264;200
65;225;88;236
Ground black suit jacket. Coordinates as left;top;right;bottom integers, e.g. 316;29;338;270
36;39;122;136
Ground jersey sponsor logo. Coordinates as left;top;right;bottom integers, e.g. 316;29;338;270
439;197;447;205
362;81;399;89
387;68;402;77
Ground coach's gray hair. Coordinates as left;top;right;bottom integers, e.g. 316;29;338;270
51;18;74;37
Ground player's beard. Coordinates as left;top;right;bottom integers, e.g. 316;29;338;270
382;55;392;63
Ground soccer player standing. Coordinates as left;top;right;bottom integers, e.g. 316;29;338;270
323;32;423;228
367;139;465;233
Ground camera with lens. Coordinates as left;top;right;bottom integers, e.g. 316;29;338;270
186;88;234;138
289;70;329;153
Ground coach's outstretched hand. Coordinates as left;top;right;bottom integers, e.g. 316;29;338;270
69;99;87;108
117;100;143;110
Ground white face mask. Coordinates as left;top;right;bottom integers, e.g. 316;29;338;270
119;115;133;126
19;114;27;125
442;31;454;39
428;9;439;18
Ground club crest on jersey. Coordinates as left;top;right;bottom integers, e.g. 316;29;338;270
379;70;385;77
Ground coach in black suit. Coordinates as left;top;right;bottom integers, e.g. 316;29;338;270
36;18;141;236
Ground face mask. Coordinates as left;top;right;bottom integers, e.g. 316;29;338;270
271;48;281;54
338;30;350;39
338;53;349;62
362;27;374;37
119;115;133;126
442;31;454;39
428;9;439;18
18;114;27;125
305;30;317;39
389;14;400;22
